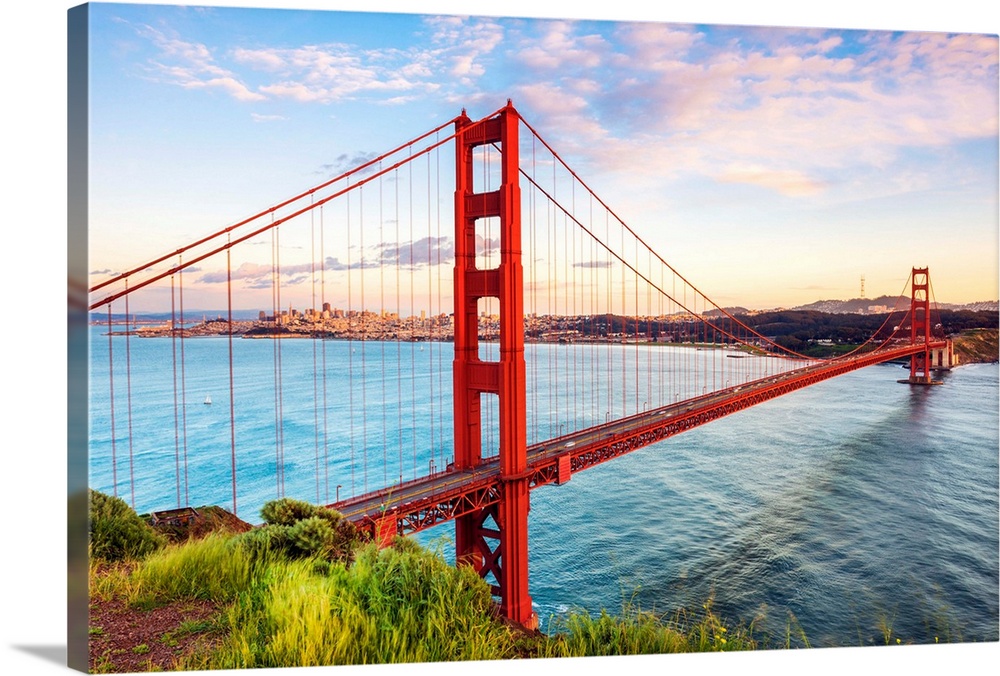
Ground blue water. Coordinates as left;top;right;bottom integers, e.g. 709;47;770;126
88;327;999;647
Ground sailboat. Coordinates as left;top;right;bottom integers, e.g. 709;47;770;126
204;395;212;405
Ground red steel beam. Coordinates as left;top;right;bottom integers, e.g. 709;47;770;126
335;342;940;540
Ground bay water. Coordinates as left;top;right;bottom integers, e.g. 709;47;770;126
88;326;999;647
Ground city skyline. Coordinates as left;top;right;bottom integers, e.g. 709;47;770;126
84;3;998;314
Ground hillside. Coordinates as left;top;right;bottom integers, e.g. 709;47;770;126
952;328;999;364
87;494;756;672
791;296;998;315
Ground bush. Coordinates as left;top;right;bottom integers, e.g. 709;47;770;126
260;498;324;527
235;525;291;562
245;498;359;563
222;497;359;565
89;490;165;562
288;517;336;558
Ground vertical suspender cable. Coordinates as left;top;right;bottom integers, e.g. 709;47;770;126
107;305;117;497
553;156;560;436
634;236;639;412
395;167;403;481
348;181;356;496
171;275;181;507
658;257;664;407
408;151;417;476
276;223;285;498
529;133;536;444
379;164;388;488
435;134;445;469
647;248;652;409
566;181;580;431
360;185;368;494
226;237;238;516
606;209;612;424
528;130;537;444
320;205;330;503
178;256;189;507
312;196;321;503
124;282;135;509
271;218;282;498
620;215;626;419
427;151;437;467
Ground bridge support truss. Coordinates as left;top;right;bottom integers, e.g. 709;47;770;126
452;103;536;628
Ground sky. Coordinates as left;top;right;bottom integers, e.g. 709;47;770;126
1;4;999;676
80;0;999;312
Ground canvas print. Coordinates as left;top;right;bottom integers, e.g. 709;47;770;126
69;2;999;673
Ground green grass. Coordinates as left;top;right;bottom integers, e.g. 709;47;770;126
89;491;974;670
183;540;521;669
541;600;757;657
138;536;760;669
88;492;765;669
129;533;268;606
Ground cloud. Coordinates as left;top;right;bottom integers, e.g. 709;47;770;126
505;21;998;198
716;164;825;197
251;113;287;122
322;256;380;271
197;261;270;285
197;255;388;288
318;151;382;177
426;16;505;86
515;21;608;71
228;17;504;104
182;75;265;101
378;236;454;268
131;20;480;105
132;22;265;101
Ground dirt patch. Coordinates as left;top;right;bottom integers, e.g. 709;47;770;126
88;505;251;672
89;597;223;673
150;505;256;544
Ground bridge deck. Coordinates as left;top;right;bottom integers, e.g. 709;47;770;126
329;342;939;538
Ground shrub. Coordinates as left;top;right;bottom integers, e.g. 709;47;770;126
260;498;323;526
288;517;336;558
236;525;291;562
89;490;165;562
253;498;358;562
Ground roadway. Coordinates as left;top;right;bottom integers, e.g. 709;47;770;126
330;342;936;535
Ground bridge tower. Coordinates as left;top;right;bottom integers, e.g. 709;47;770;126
452;102;536;628
906;267;937;385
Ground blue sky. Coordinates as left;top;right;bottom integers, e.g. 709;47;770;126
82;1;998;312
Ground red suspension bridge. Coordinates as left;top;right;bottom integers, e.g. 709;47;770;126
88;102;951;629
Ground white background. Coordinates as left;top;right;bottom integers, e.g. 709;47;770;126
2;2;997;675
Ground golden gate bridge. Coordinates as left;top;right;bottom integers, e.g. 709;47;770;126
88;102;951;629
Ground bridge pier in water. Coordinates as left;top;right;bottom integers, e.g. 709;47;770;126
452;103;537;629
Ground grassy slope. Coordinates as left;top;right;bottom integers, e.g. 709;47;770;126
88;500;757;672
952;328;999;364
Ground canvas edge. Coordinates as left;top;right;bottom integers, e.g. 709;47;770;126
67;2;90;672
